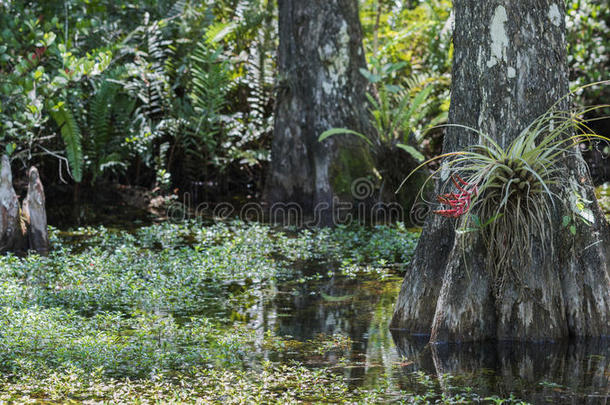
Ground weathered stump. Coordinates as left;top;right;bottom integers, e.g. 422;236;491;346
0;155;26;252
22;166;49;255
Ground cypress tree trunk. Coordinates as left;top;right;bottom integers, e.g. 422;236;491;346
264;0;373;225
392;1;610;341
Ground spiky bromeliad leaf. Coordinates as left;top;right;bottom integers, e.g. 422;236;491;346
405;100;610;293
50;103;83;182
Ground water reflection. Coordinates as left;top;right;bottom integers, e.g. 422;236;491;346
252;271;609;403
257;273;403;385
393;334;609;403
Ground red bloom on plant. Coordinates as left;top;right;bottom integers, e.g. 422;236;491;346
433;175;478;218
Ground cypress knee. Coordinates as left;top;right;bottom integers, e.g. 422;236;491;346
23;166;49;255
0;155;26;253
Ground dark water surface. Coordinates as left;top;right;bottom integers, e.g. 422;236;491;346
244;271;609;404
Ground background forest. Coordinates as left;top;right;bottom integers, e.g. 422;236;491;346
1;0;609;221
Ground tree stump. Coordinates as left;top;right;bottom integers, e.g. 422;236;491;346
22;166;49;255
0;155;26;252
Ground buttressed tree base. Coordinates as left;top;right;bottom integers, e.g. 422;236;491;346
391;1;610;342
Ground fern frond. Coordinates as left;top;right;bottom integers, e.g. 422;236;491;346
49;103;83;182
90;80;120;151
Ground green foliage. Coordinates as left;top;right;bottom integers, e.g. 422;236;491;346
0;0;275;189
567;0;610;109
49;103;83;182
172;42;231;179
2;0;606;196
86;77;133;181
0;220;418;402
359;0;452;124
0;221;540;403
364;72;436;153
359;0;453;79
320;62;444;201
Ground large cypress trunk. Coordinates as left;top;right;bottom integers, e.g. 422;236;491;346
264;0;373;225
391;1;610;341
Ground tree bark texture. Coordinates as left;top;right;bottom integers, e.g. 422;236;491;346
392;1;610;341
22;167;49;255
265;0;373;225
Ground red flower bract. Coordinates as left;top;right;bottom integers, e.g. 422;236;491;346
433;175;478;218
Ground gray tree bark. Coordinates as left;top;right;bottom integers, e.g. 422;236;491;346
264;0;373;225
22;166;49;255
392;1;610;341
0;155;26;252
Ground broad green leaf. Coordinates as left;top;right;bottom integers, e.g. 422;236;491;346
359;68;382;83
42;32;56;46
381;61;407;75
49;103;83;182
404;85;433;124
396;143;425;162
318;128;373;146
5;143;15;156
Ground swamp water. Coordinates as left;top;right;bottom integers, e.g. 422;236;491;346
19;214;609;404
240;270;609;404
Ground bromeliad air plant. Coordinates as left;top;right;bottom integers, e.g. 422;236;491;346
403;100;609;292
433;175;478;218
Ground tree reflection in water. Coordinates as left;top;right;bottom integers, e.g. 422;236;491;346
244;269;608;403
392;333;609;403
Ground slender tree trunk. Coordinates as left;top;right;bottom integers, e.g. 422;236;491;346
392;1;610;341
264;0;373;225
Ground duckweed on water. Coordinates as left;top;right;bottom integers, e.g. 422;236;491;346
0;221;530;403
